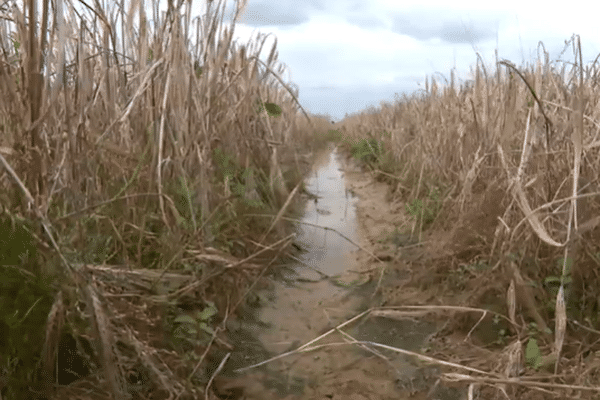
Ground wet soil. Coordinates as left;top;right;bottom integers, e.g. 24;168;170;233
212;144;465;400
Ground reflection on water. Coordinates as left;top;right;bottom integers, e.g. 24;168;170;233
222;145;442;399
297;147;359;276
255;145;363;365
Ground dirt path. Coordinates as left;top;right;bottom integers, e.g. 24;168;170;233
212;144;464;400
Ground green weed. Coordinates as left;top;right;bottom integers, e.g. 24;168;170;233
171;301;218;352
350;137;383;164
405;185;442;227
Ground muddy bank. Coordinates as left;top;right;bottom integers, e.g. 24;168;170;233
211;144;464;400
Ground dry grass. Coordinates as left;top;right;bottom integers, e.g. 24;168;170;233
2;0;600;398
0;1;333;399
336;35;600;397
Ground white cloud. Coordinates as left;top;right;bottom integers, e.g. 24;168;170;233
176;1;600;120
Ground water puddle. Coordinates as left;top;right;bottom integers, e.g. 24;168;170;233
217;146;459;400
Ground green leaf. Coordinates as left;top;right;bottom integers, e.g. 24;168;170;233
255;100;282;117
525;338;542;370
199;322;215;335
173;315;196;325
187;326;198;335
11;33;20;52
264;102;282;117
197;301;218;321
544;276;561;285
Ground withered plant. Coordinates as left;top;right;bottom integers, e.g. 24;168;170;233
0;0;333;398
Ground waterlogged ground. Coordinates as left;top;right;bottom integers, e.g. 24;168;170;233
212;144;465;400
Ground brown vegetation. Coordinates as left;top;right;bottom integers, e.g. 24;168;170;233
0;1;332;399
336;36;600;398
2;0;600;398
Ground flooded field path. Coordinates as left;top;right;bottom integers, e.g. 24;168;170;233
212;144;463;400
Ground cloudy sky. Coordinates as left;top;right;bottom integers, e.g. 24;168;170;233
188;0;600;121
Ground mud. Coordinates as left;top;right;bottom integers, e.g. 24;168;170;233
212;144;465;400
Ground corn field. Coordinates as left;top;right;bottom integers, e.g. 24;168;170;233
1;0;600;397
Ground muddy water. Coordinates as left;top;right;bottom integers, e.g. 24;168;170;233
216;145;463;400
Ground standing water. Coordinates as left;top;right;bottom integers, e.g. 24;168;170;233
217;145;457;400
